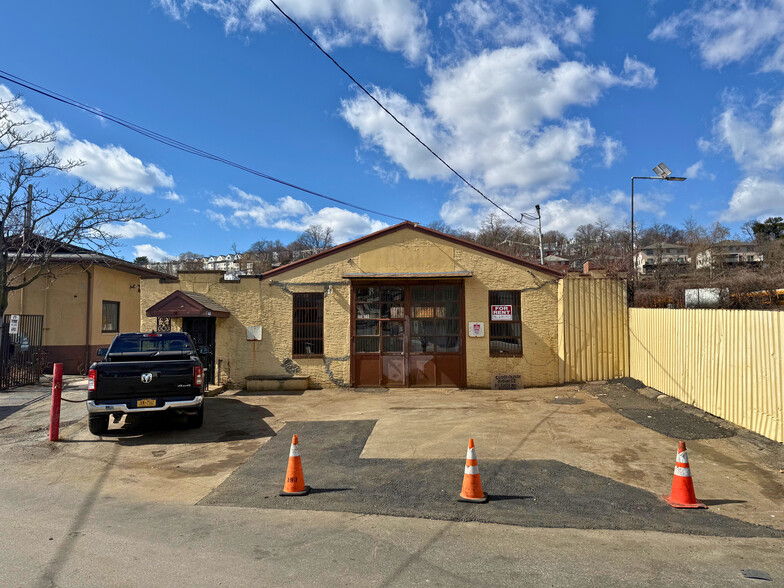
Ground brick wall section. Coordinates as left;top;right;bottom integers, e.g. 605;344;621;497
141;228;561;388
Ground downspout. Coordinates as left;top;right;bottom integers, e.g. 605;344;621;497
83;266;93;374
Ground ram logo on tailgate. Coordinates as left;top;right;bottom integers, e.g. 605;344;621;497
141;372;153;384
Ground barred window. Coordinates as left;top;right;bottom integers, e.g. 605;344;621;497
488;291;521;356
293;293;324;356
102;301;120;333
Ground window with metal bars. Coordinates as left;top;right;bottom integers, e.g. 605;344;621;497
488;290;522;356
292;293;324;357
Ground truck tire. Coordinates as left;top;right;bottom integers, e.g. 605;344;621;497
88;414;110;435
185;404;204;429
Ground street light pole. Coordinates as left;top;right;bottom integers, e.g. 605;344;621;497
630;163;687;282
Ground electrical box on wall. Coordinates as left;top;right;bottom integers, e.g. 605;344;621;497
247;326;262;341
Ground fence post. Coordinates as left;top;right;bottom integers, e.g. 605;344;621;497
49;363;63;442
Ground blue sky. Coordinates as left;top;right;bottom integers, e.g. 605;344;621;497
3;0;784;261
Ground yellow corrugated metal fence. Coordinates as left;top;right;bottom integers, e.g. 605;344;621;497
629;308;784;443
558;277;628;383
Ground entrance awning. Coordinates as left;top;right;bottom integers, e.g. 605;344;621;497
342;271;472;279
146;290;230;318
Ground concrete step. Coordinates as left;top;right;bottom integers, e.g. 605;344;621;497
245;375;310;392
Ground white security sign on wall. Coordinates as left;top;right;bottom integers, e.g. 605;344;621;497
490;305;513;321
246;326;262;341
468;322;484;337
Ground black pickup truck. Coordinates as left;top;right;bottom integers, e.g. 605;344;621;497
86;332;205;435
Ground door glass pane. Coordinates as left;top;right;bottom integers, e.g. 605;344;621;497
356;303;379;319
381;303;405;319
437;336;460;352
436;319;459;336
411;286;433;302
411;320;434;336
382;337;403;352
381;287;405;302
356;320;379;336
441;285;460;301
382;321;404;336
410;336;436;353
356;287;379;303
356;337;379;353
412;305;435;318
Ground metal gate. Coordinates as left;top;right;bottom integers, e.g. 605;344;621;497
0;314;44;390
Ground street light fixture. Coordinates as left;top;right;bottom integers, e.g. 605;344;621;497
631;162;687;279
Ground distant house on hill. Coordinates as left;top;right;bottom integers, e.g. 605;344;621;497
634;243;690;275
695;241;763;270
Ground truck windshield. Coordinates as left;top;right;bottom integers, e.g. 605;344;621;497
108;334;194;354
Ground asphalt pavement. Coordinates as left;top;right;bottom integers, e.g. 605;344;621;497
201;419;782;538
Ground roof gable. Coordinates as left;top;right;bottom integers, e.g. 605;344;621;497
262;221;564;279
146;290;230;318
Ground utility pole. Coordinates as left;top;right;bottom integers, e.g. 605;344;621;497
535;204;544;265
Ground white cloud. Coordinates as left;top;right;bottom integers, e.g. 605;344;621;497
59;141;173;194
208;186;387;242
0;85;173;194
157;0;429;61
650;1;784;72
610;188;672;218
601;136;625;168
342;42;655;229
684;160;716;180
722;176;784;220
163;191;186;203
710;96;784;219
103;220;168;240
441;2;596;50
134;244;174;262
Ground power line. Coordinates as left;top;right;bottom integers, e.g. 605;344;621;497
267;0;540;227
0;69;411;223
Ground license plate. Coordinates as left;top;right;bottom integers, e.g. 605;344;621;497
137;398;156;408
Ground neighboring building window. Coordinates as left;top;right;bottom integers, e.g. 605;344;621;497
102;301;120;333
293;293;324;356
489;291;522;356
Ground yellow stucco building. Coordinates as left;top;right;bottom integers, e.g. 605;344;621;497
5;252;170;374
141;222;565;389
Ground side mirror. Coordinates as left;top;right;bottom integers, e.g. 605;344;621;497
97;348;108;357
198;346;210;355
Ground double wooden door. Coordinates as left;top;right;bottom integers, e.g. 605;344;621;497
351;282;465;387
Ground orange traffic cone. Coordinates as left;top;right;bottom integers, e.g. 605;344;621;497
280;434;310;496
662;441;706;508
458;438;488;503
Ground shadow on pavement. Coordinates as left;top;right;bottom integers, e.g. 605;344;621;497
69;397;276;446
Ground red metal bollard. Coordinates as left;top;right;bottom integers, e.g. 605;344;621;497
49;363;63;442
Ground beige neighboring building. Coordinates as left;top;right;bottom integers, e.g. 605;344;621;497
4;246;171;374
141;222;565;389
695;240;764;269
634;243;690;275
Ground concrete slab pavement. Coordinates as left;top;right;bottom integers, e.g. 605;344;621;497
2;475;783;588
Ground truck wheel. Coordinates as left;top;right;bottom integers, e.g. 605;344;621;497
88;414;110;435
185;404;204;429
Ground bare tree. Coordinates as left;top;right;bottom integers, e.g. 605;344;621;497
291;224;334;253
177;251;204;271
0;93;159;317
